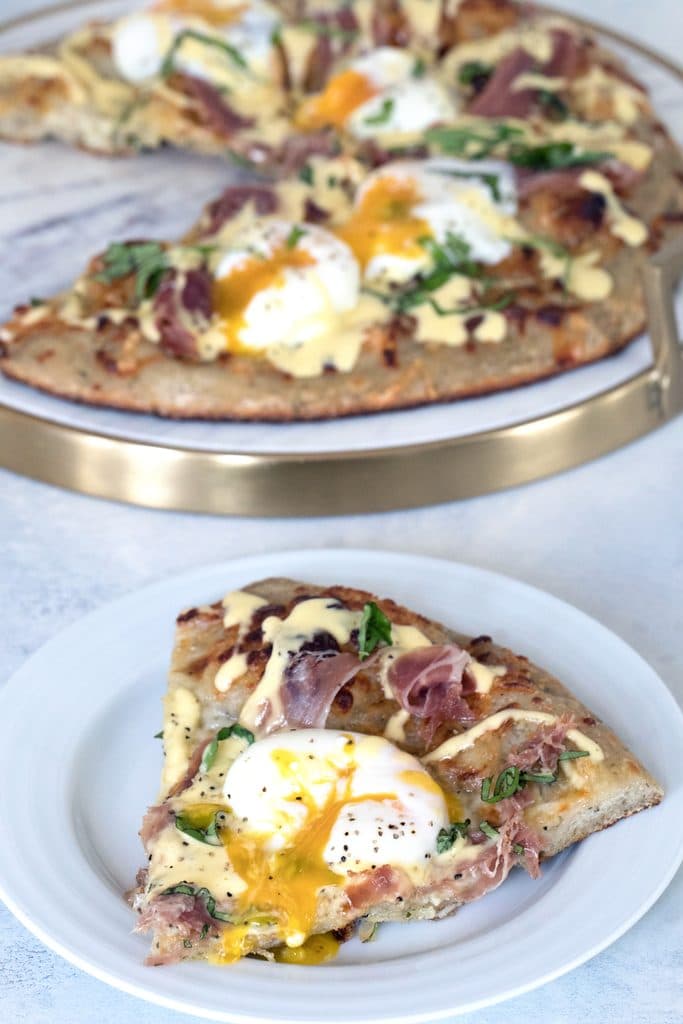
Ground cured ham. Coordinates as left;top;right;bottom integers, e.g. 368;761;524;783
387;644;475;737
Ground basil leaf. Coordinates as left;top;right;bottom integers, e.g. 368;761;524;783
286;225;306;249
426;122;524;159
298;163;314;185
363;97;395;126
481;765;522;803
161;29;247;78
154;730;164;739
29;296;44;307
162;884;234;923
200;723;255;774
175;812;224;846
95;242;169;301
436;819;471;853
458;61;492;88
558;749;590;760
537;89;569;121
479;820;499;840
412;57;426;79
358;602;393;659
520;770;556;784
507;141;612;170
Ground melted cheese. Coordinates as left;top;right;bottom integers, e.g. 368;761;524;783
578;170;648;247
512;72;567;93
161;685;202;795
215;652;249;693
571;66;645;125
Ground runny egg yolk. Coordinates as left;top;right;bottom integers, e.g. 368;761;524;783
153;0;246;25
334;175;431;270
214;747;397;961
212;244;314;354
295;69;378;131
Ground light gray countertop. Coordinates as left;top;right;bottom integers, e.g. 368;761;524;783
1;1;682;1022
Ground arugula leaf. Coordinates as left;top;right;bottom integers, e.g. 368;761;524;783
176;811;224;846
286;225;306;249
298;163;314;185
436;819;471;853
507;141;612;170
363;98;395;126
479;820;500;841
458;61;492;88
161;29;247;78
426;122;524;159
200;723;255;774
558;749;590;761
358;602;392;659
162;884;232;922
95;242;169;302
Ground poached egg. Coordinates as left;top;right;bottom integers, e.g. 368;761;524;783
208;220;359;355
112;0;280;85
334;157;518;283
295;47;458;139
216;728;450;952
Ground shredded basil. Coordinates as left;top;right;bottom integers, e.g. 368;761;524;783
481;766;522;803
29;296;44;307
358;602;392;660
558;749;590;761
363;97;395;126
521;770;557;784
299;19;359;42
457;61;492;88
200;923;209;940
412;56;427;79
183;938;193;948
286;225;306;249
162;884;233;922
161;29;247;78
513;842;525;856
426;123;524;159
479;821;499;841
95;242;169;301
436;819;471;853
298;163;314;185
175;811;224;846
154;730;164;740
200;723;255;774
507;141;612;170
537;89;569;121
441;169;502;203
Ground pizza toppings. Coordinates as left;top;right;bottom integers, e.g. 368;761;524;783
387;644;475;738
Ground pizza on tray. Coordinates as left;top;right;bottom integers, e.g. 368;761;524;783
129;577;662;965
1;0;682;420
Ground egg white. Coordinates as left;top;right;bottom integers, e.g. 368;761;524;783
223;729;449;882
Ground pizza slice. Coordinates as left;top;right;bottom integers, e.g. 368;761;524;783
129;577;662;965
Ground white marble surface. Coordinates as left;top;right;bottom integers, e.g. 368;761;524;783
1;1;682;1023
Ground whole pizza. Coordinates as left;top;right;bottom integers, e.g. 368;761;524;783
1;0;682;420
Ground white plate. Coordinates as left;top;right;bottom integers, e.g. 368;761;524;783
0;549;682;1023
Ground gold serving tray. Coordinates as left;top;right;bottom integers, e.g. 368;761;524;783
1;3;682;516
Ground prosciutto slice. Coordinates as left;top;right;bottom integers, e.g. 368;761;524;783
139;804;174;852
387;644;475;738
275;648;378;732
504;713;575;772
468;29;581;119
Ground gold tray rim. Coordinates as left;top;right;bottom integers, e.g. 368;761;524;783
1;1;682;516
